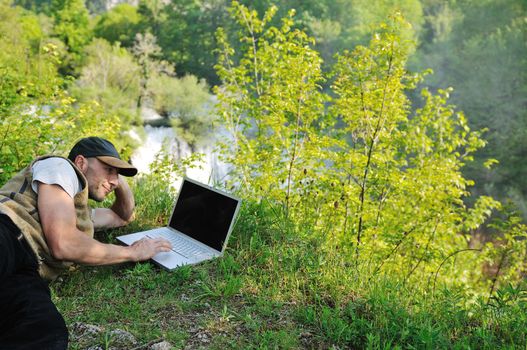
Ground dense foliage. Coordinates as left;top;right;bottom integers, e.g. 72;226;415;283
413;0;527;214
215;2;526;295
4;0;525;216
0;0;121;182
0;0;213;183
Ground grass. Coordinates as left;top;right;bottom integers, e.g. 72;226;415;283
52;175;527;349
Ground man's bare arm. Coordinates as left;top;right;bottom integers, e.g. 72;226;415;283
93;175;135;230
111;175;134;221
38;183;171;265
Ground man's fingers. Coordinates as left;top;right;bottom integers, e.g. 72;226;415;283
137;236;171;247
146;237;172;252
130;237;172;260
152;237;172;250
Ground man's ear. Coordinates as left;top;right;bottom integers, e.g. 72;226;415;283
73;155;88;173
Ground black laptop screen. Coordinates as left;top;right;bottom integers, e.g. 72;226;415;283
168;180;239;252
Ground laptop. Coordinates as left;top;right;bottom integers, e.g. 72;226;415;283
117;177;241;270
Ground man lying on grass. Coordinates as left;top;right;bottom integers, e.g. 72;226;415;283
0;136;172;349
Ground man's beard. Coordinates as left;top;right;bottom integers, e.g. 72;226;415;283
88;188;105;202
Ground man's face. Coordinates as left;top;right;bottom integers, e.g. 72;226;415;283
84;158;119;202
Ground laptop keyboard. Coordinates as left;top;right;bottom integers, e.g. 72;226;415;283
146;230;207;258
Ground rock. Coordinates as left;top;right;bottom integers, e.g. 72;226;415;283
69;322;139;349
149;340;173;350
197;332;210;343
86;346;104;350
108;329;138;348
70;322;103;342
179;293;191;302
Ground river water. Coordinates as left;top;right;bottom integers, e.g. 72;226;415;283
130;124;229;187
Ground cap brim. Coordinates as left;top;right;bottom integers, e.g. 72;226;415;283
96;156;138;177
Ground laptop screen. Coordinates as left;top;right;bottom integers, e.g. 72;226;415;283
168;179;240;252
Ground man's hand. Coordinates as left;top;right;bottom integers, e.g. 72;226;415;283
110;175;134;222
129;237;173;262
93;175;135;230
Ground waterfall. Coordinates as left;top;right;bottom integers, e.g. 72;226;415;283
131;125;229;187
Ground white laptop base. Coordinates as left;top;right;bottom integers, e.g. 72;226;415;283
117;227;221;270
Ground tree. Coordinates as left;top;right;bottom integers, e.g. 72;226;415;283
137;0;166;39
131;32;173;109
0;0;59;115
235;0;424;72
150;74;213;152
51;0;91;52
93;3;143;47
215;3;503;290
72;38;141;127
0;0;125;184
412;0;527;217
215;3;328;215
157;0;229;86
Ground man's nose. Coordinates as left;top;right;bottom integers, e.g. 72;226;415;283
109;174;119;188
